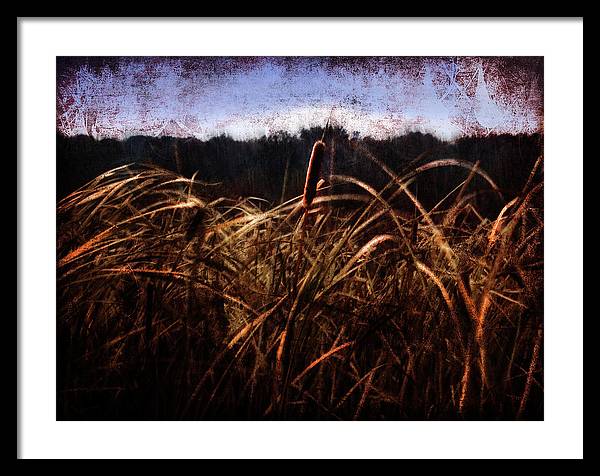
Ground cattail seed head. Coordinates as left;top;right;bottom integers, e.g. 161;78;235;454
302;140;326;210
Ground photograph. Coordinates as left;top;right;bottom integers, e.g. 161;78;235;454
17;17;583;459
56;55;544;421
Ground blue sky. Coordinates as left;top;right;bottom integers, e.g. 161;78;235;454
57;57;543;141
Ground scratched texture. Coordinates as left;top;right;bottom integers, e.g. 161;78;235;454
57;56;543;141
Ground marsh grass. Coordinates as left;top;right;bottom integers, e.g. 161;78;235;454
57;141;543;420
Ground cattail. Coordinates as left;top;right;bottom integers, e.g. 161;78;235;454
302;140;326;210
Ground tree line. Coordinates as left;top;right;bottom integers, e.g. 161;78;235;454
57;127;543;216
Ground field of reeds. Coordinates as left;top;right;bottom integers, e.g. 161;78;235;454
57;136;543;420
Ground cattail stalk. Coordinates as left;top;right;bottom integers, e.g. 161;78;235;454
302;140;326;210
278;134;328;415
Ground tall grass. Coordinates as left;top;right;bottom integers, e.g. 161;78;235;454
57;140;543;420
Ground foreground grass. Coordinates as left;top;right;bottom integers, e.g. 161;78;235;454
57;151;543;420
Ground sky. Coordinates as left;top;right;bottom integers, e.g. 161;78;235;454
57;56;543;142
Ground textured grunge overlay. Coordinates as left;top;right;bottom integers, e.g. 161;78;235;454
57;57;543;141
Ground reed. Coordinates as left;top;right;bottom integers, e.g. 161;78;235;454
56;141;543;421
